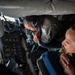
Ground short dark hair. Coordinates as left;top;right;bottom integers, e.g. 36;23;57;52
24;15;44;27
24;15;39;22
24;15;40;23
24;15;41;27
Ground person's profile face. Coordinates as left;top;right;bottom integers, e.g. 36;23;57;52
62;28;75;54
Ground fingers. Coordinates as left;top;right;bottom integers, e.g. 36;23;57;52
33;34;39;43
60;53;75;75
60;53;69;64
60;57;68;68
60;53;70;69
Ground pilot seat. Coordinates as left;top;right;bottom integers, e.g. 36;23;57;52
37;51;66;75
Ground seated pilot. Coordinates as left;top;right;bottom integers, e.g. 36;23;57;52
23;15;72;48
39;24;75;75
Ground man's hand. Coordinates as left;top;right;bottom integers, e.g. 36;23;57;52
33;32;40;43
60;53;75;75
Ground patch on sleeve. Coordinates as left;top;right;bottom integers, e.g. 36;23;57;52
42;28;47;35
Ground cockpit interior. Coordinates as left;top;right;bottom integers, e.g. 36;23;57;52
0;0;75;75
